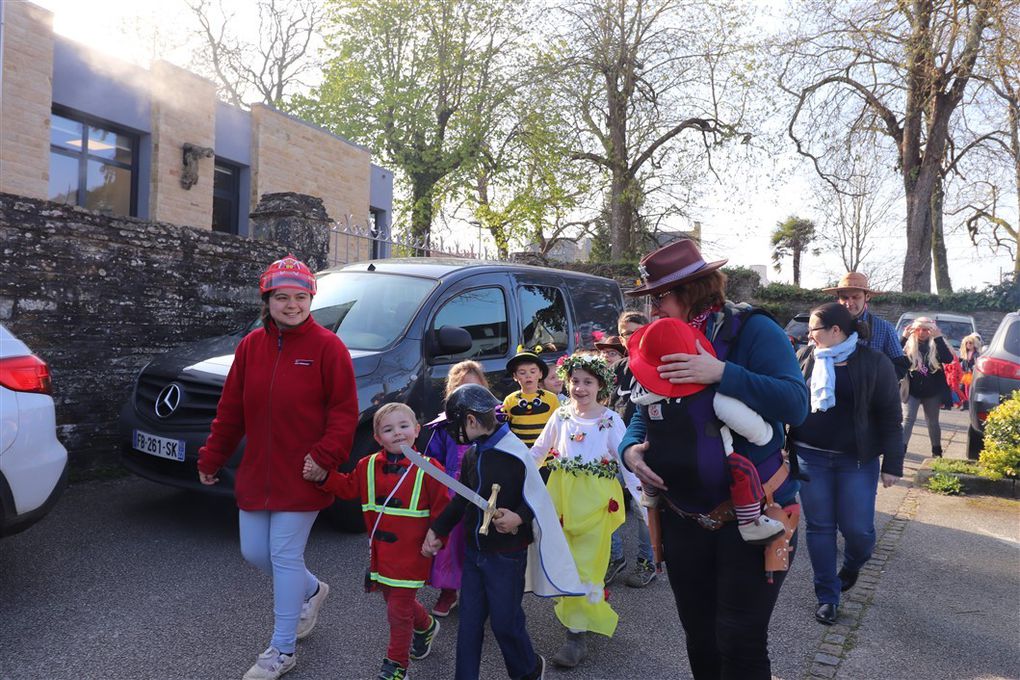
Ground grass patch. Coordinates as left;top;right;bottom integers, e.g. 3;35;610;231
931;459;982;475
926;471;965;495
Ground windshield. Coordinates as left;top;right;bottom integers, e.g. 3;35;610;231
250;271;437;350
936;321;973;349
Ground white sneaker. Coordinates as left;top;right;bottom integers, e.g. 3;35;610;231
738;515;786;545
242;647;296;680
296;581;329;640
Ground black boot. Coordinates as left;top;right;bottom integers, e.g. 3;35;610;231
932;446;943;458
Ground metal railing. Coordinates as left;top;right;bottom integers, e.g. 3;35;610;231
327;216;493;265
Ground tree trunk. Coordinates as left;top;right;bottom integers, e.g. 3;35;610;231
410;176;435;253
902;163;938;293
931;179;953;294
792;247;801;287
610;170;635;259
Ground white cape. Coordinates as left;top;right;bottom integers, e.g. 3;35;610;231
491;432;587;598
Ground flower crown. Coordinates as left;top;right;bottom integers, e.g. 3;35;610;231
556;352;616;401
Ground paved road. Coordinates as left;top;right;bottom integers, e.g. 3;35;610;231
2;408;1015;680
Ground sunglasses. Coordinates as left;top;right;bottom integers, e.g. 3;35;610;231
650;290;673;308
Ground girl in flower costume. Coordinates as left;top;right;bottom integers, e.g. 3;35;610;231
529;353;643;669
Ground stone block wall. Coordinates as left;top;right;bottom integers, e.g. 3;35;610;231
0;192;285;471
148;61;217;228
250;105;372;262
0;1;53;200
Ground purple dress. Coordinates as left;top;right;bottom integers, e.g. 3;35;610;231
426;427;468;589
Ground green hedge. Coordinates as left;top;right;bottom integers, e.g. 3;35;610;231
756;277;1020;312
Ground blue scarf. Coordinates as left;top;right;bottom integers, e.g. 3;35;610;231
810;332;858;412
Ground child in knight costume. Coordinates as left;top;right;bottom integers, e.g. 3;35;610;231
422;384;583;680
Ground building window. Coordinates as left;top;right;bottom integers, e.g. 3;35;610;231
48;110;136;217
212;160;240;234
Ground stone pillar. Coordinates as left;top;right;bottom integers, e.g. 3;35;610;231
0;2;54;200
249;192;331;272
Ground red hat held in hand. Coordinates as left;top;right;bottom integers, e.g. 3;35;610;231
627;318;717;399
259;254;317;295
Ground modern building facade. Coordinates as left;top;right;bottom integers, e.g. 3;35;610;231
0;1;391;248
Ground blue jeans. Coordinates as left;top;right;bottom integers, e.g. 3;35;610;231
610;496;654;563
456;545;537;680
239;510;320;654
796;447;880;606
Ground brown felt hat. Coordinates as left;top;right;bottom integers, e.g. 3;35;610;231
594;335;627;356
626;239;727;297
822;272;878;294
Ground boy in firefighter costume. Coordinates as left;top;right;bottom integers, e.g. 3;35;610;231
303;403;450;680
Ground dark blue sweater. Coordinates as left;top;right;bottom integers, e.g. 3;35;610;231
619;308;809;505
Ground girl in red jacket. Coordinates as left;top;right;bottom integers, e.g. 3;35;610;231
304;403;450;680
197;255;358;680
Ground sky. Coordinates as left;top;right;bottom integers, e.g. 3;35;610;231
26;0;1019;292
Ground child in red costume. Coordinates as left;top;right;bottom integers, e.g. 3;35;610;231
303;403;450;680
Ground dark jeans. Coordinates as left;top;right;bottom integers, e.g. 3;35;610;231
661;509;797;680
455;545;537;680
796;447;880;606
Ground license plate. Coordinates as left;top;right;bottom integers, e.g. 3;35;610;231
133;430;186;462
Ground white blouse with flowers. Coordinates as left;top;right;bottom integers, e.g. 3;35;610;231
529;405;644;506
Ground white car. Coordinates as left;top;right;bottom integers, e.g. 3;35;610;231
0;324;68;536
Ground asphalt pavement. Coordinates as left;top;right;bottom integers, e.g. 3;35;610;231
1;408;1017;680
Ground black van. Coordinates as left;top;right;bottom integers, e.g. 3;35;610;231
119;258;623;530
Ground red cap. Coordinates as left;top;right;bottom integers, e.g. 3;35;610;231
627;318;716;398
259;254;316;295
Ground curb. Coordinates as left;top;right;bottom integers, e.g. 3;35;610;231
914;459;1018;498
804;487;921;680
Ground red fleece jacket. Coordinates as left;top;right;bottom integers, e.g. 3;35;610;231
198;318;358;511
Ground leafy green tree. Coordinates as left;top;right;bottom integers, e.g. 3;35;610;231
291;0;523;247
770;216;817;287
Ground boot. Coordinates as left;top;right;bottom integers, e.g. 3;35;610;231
932;446;943;459
550;631;587;668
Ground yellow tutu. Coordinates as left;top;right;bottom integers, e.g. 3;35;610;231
546;468;626;637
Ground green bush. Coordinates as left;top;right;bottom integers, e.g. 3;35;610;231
931;459;982;476
926;472;964;495
979;390;1020;480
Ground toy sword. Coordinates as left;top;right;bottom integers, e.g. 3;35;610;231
401;444;501;535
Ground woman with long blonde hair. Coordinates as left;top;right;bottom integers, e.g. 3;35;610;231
901;318;954;457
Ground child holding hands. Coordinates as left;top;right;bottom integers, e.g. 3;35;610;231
303;403;449;680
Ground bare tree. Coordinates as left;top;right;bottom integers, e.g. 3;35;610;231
187;0;323;107
814;149;900;273
780;0;1003;292
545;0;754;259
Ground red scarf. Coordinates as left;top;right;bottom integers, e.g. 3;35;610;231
688;303;722;333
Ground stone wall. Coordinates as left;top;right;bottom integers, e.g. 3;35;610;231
0;192;320;472
0;1;53;200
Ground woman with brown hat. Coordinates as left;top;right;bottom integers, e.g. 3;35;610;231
618;239;808;680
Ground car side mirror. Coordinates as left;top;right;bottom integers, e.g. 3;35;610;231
431;325;472;357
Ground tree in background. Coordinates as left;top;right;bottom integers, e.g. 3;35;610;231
813;145;899;274
186;0;323;107
771;216;817;287
291;0;523;248
958;13;1020;274
781;0;1001;293
544;0;756;259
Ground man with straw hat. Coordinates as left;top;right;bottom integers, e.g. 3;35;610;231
823;272;907;377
